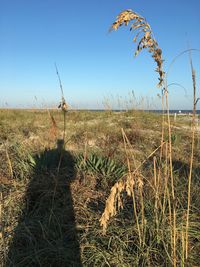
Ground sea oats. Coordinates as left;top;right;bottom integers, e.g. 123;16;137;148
110;9;165;87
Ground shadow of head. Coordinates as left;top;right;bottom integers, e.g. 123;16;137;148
35;139;76;180
6;139;82;267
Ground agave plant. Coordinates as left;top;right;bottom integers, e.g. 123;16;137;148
76;153;127;187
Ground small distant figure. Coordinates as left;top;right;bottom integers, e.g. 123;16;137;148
174;113;177;122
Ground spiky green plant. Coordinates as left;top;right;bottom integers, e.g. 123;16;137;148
76;153;127;188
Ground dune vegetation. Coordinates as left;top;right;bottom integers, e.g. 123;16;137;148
1;8;200;267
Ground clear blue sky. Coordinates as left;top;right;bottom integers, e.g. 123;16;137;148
0;0;200;109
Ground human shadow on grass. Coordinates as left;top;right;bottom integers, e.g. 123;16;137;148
6;140;82;267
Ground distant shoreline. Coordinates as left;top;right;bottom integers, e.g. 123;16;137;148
0;108;200;115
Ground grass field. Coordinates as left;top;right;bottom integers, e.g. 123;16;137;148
0;109;200;266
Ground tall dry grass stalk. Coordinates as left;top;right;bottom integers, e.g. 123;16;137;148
4;142;13;180
164;86;177;266
55;64;68;175
185;52;197;259
100;9;179;266
47;109;58;141
0;192;3;240
0;192;6;265
55;63;68;142
100;8;165;228
121;128;142;244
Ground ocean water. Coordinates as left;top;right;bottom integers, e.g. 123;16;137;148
86;109;200;114
149;110;200;114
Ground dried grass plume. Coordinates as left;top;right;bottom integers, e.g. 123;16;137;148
110;9;165;87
